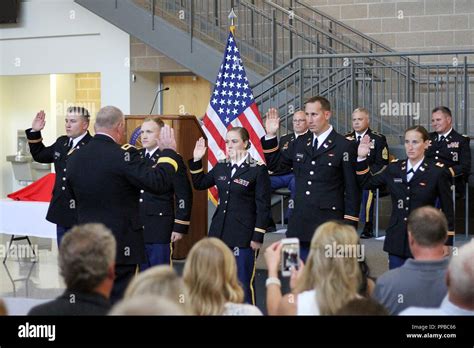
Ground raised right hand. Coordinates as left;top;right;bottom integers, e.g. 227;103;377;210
264;108;280;136
32;110;46;131
357;134;371;159
193;137;207;161
158;125;177;151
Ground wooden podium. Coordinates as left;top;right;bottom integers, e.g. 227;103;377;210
124;115;208;259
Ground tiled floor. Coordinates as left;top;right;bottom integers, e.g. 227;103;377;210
0;237;64;300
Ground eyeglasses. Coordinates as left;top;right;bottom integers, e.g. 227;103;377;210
293;119;305;123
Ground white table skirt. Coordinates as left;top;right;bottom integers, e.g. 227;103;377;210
0;199;56;239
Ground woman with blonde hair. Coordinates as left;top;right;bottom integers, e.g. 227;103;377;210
124;265;189;312
183;237;262;315
265;221;363;315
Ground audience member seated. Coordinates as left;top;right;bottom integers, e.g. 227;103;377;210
124;265;189;312
28;223;116;316
183;238;262;315
400;240;474;316
0;298;7;316
335;298;389;315
373;207;450;315
110;295;186;315
264;221;364;315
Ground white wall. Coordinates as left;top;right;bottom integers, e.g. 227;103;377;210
0;0;130;110
130;71;160;115
0;75;53;196
0;0;131;197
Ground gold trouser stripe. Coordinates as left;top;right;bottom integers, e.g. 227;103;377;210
344;215;359;222
175;219;190;225
169;242;174;267
254;227;266;233
449;167;455;177
28;138;43;144
157;157;178;172
190;168;203;174
262;146;278;153
365;190;373;223
356;168;369;175
249;250;258;306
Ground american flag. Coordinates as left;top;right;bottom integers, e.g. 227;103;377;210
202;30;266;204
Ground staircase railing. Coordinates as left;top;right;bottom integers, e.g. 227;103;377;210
252;50;474;141
105;1;473;138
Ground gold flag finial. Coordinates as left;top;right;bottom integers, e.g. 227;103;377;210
229;8;237;34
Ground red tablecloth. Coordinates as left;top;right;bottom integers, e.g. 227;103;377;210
7;173;55;202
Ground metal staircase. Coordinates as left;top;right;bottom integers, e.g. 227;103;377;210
75;0;474;138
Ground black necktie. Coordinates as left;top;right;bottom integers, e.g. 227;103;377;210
357;135;361;143
66;138;73;151
145;153;151;160
313;137;318;153
231;164;238;177
407;168;414;181
439;135;445;143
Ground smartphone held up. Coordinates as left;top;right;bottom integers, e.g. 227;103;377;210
280;238;300;277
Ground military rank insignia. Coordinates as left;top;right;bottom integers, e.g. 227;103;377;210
121;144;135;150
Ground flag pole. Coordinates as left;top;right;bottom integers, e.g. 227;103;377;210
228;8;237;34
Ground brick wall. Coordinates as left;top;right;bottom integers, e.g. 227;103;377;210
304;0;474;60
130;36;188;72
75;73;101;129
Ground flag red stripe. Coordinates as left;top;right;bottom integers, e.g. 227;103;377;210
250;103;263;125
237;113;265;161
203;114;226;163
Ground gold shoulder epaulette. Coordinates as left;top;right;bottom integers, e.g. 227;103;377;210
121;143;136;150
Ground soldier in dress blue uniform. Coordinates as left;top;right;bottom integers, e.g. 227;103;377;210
261;96;361;262
66;106;180;303
426;106;471;198
138;117;193;270
25;107;92;246
189;127;271;305
264;110;309;229
345;107;389;239
356;126;454;270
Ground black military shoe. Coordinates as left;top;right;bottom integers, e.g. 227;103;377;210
360;222;374;239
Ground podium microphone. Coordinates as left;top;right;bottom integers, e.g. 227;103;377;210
149;87;170;114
